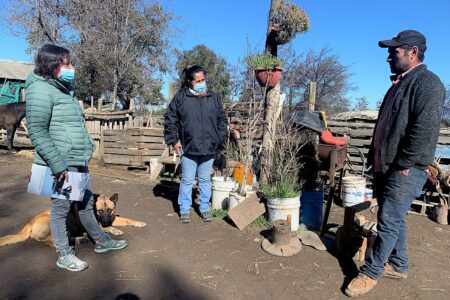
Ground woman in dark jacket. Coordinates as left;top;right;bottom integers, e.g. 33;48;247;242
164;66;228;223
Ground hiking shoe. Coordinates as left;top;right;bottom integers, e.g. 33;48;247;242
94;237;127;254
180;213;190;224
345;273;378;297
56;253;89;272
383;263;408;279
201;211;213;222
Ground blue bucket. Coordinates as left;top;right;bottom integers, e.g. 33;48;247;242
300;191;324;229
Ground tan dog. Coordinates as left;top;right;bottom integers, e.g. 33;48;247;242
0;193;146;247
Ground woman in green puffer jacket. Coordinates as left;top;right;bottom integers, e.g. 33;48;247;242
26;44;127;272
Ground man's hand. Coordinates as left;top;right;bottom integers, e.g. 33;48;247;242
398;169;409;176
174;143;183;156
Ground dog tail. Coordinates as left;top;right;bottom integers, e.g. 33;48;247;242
0;223;32;246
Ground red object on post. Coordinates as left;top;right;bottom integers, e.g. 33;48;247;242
254;67;283;88
320;129;349;146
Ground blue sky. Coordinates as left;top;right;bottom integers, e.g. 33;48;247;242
1;0;449;108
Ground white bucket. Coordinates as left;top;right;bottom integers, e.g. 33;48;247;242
267;196;300;231
211;176;236;210
341;176;366;207
364;188;373;202
228;192;245;210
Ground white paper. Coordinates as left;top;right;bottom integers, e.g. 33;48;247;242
27;164;90;201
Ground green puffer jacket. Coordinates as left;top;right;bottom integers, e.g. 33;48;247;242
25;72;95;174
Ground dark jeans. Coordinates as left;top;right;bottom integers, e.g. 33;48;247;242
361;167;427;280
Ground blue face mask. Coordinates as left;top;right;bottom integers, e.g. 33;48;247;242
59;67;75;84
193;82;207;93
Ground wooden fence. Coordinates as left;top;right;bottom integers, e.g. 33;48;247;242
327;120;450;173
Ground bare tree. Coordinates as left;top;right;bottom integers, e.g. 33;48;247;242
280;47;354;112
4;0;69;52
443;84;450;125
354;96;369;111
5;0;174;109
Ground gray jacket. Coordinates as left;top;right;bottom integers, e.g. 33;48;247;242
368;64;445;173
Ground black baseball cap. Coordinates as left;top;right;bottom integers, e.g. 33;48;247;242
378;30;427;52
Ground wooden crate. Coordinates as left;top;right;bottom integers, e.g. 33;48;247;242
99;128;166;169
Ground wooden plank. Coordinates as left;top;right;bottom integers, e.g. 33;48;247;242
158;156;180;164
103;135;162;143
149;147;169;181
103;129;141;136
331;128;373;138
328;120;375;128
349;138;372;147
138;143;166;150
104;148;164;156
103;141;166;150
139;130;164;137
103;154;144;166
228;193;266;230
438;136;450;145
348;147;369;154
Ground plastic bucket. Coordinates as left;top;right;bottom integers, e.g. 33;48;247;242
300;191;324;229
211;176;236;210
267;196;300;231
364;188;373;202
228;192;245;210
341;176;366;207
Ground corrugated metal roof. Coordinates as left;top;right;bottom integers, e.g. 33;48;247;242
0;60;34;81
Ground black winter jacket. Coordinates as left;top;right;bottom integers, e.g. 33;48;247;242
368;64;445;173
164;89;228;155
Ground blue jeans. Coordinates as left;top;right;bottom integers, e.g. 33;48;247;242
50;166;109;254
361;167;427;279
178;154;214;215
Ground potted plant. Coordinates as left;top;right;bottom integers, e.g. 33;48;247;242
248;54;284;88
263;179;300;232
259;121;309;231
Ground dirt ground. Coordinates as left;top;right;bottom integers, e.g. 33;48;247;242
0;149;449;300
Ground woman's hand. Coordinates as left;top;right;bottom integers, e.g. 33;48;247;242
174;143;183;156
55;170;69;182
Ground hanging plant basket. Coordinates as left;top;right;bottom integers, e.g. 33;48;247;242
254;67;283;88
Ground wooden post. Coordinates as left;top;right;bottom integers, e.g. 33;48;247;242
90;95;94;109
260;0;281;185
98;131;105;167
308;82;317;111
130;98;135;112
265;0;280;56
98;97;103;112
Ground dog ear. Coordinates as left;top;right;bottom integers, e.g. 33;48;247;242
110;193;119;204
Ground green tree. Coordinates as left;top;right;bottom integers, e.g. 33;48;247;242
175;45;231;102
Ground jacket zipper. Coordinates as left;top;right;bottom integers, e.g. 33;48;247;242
200;97;205;155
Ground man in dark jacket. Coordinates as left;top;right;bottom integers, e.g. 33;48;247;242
346;30;446;297
164;65;228;224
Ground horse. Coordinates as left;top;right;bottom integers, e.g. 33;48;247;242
0;102;26;150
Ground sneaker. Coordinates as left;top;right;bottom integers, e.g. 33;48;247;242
345;273;378;297
384;263;408;279
56;253;89;272
180;213;190;224
95;237;127;254
201;211;213;222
